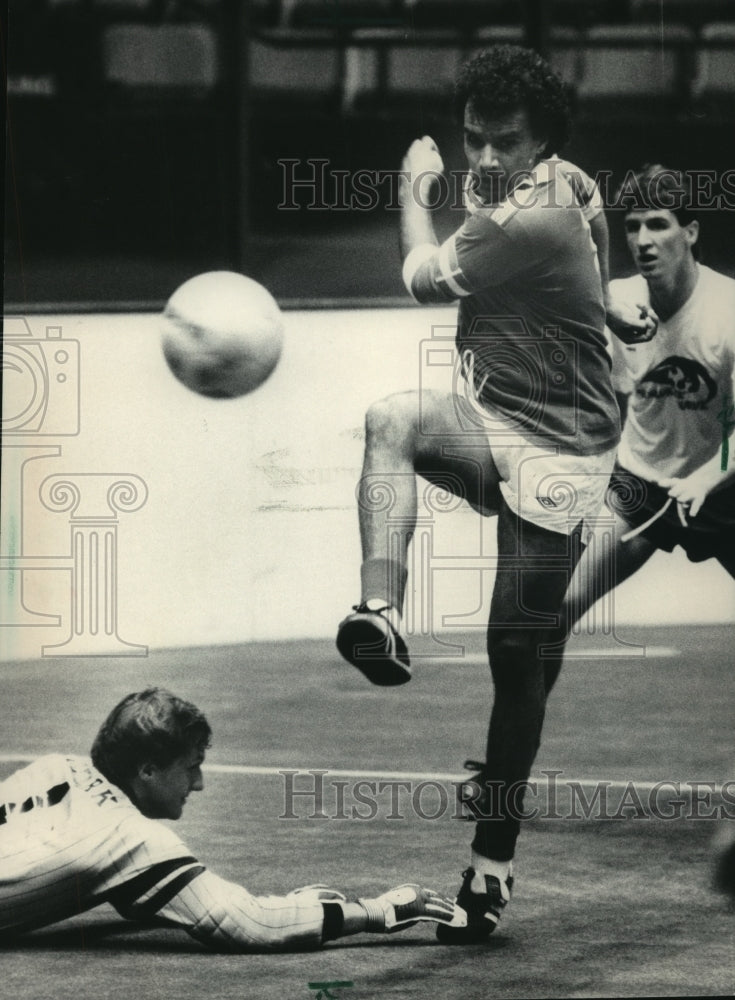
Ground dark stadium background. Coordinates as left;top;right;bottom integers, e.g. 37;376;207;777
3;4;734;998
5;0;735;310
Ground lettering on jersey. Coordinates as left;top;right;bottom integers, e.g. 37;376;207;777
93;788;119;806
637;356;717;410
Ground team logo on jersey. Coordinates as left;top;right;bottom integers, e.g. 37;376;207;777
637;356;717;410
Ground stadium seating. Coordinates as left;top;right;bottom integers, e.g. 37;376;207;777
341;28;464;113
248;30;344;109
630;0;735;28
102;23;219;94
574;23;695;109
246;0;735;117
692;22;735;109
474;24;582;86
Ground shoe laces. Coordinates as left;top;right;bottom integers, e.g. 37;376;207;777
353;603;391;616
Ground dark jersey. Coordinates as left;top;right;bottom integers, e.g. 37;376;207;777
405;159;620;456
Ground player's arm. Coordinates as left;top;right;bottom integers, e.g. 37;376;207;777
658;378;735;516
658;445;735;517
559;160;615;321
587;208;653;341
564;163;657;345
615;390;629;427
110;866;464;952
399;136;447;303
402;185;535;305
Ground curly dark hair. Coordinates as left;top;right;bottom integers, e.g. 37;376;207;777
91;688;212;790
454;45;572;156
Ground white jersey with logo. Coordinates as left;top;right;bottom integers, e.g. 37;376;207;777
609;264;735;480
0;755;324;950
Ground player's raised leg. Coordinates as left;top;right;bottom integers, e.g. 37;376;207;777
337;387;500;685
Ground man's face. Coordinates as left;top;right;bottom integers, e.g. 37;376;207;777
135;745;205;820
463;102;545;204
624;208;699;280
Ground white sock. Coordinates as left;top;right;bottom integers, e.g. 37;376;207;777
470;851;512;892
364;598;402;635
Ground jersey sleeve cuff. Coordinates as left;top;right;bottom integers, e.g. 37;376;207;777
402;243;439;300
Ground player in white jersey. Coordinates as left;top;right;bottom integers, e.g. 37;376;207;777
546;165;735;907
552;163;735;661
0;689;465;948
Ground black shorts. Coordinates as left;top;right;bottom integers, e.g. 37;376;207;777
607;462;735;563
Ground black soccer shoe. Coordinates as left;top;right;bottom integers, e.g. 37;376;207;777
336;604;411;686
436;867;513;944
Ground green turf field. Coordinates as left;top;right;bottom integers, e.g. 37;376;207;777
1;626;733;998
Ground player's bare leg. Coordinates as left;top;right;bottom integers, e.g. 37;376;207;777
337;388;501;685
542;511;658;696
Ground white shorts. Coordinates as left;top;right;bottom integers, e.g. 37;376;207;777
468;423;616;536
493;439;616;536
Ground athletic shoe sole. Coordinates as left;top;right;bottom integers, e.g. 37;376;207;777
336;615;411;686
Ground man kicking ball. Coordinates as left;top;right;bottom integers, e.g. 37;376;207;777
336;45;628;942
0;688;465;948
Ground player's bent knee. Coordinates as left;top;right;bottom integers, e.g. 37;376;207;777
364;392;421;453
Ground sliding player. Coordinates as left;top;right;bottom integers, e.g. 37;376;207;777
0;688;465;948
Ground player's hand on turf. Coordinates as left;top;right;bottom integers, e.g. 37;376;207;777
360;884;467;933
402;136;444;204
606;300;659;344
286;884;347;904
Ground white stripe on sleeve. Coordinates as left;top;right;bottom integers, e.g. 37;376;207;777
402;243;439;299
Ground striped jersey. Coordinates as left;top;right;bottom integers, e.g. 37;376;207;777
403;158;620;456
0;755;324;950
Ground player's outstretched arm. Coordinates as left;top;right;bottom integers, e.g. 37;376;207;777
126;867;465;952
